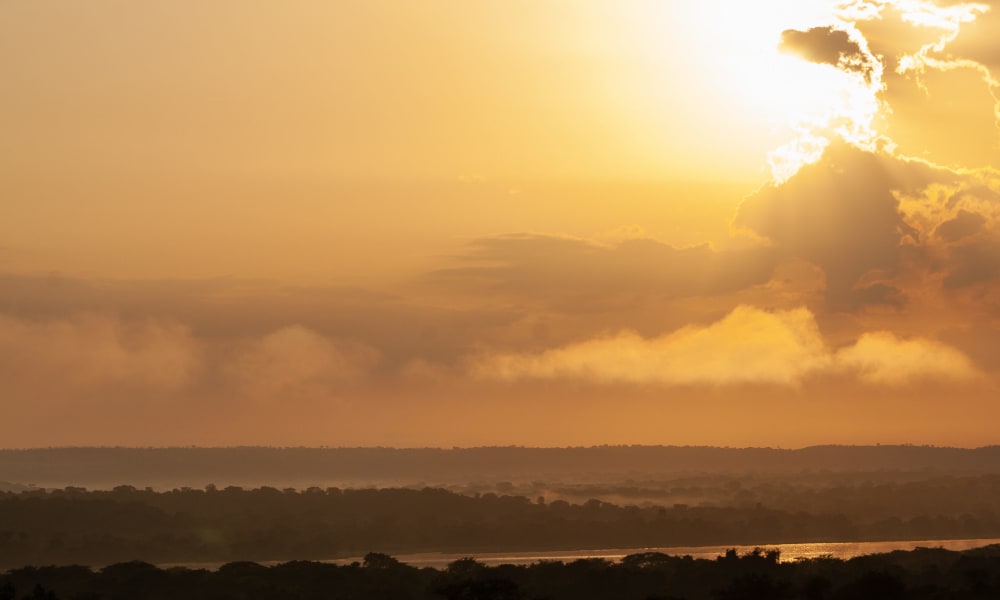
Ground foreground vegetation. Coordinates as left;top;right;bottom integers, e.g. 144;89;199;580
3;482;1000;568
5;546;1000;599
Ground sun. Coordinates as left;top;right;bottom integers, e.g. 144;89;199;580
662;1;884;181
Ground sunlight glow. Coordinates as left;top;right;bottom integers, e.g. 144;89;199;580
765;18;885;181
664;2;885;182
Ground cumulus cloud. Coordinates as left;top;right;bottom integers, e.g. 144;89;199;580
737;144;943;310
471;305;979;387
737;140;1000;318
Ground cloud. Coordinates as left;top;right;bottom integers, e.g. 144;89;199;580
895;176;1000;290
936;209;987;242
224;325;380;400
942;238;1000;288
0;310;390;446
943;2;1000;69
0;273;516;368
765;18;887;181
0;308;383;412
471;306;830;386
737;141;1000;322
431;233;780;311
780;26;876;81
471;305;979;387
736;144;944;310
770;0;1000;178
836;0;1000;168
0;313;201;392
837;331;980;384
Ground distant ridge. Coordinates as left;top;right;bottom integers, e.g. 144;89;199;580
3;445;1000;489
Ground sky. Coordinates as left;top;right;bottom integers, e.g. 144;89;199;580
2;0;999;448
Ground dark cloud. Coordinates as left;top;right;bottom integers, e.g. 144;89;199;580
912;183;1000;291
942;238;1000;289
430;234;780;312
735;143;949;310
851;283;906;308
735;137;1000;316
779;26;875;81
937;209;986;242
946;185;1000;210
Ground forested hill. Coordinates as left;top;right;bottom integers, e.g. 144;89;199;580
2;445;1000;489
4;482;1000;568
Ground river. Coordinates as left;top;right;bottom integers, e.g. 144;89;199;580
342;538;1000;568
159;538;1000;571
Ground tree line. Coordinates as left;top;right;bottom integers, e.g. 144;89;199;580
3;484;1000;568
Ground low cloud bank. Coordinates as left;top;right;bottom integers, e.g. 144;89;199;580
471;305;979;387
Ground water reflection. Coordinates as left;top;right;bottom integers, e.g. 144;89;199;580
160;538;1000;571
355;538;1000;569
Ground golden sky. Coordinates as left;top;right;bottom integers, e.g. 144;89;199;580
2;0;1000;448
